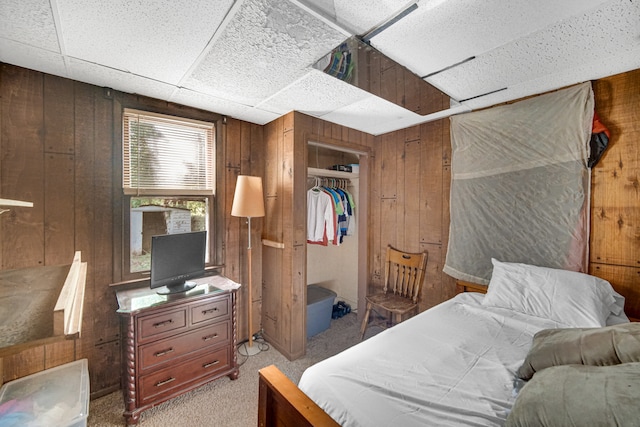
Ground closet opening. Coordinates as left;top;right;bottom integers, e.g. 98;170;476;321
306;140;369;336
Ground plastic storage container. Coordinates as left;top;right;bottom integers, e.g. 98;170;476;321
0;358;89;427
307;285;337;338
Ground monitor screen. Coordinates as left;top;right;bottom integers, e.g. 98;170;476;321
150;230;207;295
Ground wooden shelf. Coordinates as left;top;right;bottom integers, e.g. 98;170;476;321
0;198;33;207
307;167;359;179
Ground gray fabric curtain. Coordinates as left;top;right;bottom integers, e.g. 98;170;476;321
443;83;594;284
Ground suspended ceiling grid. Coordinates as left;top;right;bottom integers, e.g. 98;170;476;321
1;0;639;135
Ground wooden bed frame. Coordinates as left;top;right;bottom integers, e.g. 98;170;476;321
257;281;487;427
257;280;637;426
258;364;339;427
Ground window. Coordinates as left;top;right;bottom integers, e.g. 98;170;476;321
122;109;215;276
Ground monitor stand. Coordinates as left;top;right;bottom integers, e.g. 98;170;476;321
155;281;197;296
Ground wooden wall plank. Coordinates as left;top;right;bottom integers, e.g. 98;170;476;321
44;74;74;154
92;92;117;343
226;118;242;169
419;120;444;245
590;263;640;320
44;153;75;265
379;132;397;199
403;140;420;252
369;151;383;290
2;347;44;381
73;82;96;364
1;65;45;269
591;69;640;267
44;339;76;369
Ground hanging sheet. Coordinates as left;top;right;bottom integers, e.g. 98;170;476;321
443;83;594;284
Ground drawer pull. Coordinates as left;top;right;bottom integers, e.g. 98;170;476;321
203;360;220;369
154;347;175;357
153;319;174;328
202;307;219;315
202;333;219;341
155;377;176;387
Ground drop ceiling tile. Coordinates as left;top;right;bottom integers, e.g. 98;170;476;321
0;0;59;52
370;0;609;78
0;39;68;77
461;44;640;112
429;0;640;102
257;69;371;116
56;0;234;84
319;94;420;134
67;57;176;100
184;0;346;107
170;88;280;124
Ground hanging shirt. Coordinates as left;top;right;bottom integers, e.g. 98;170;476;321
307;188;334;244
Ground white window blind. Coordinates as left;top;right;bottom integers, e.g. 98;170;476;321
123;109;215;195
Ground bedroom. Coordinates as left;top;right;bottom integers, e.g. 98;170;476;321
1;0;639;425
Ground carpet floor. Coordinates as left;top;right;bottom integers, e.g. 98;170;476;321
88;312;382;426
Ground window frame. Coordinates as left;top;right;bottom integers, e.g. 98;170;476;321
114;101;223;283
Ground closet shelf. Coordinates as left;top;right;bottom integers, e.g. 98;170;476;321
307;167;359;179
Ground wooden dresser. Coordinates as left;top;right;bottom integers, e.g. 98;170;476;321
115;274;239;425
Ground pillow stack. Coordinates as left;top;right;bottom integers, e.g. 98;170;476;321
480;259;640;426
507;323;640;427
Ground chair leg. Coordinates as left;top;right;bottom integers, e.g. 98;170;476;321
360;302;373;340
394;312;402;326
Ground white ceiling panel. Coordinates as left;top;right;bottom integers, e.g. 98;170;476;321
370;0;610;79
462;44;640;112
56;0;234;84
0;0;59;52
184;0;346;106
0;39;68;77
319;95;420;134
170;87;280;124
67;57;177;100
430;0;640;102
257;69;370;116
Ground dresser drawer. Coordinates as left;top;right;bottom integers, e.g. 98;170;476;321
139;321;230;371
139;347;230;403
138;308;187;341
191;297;229;324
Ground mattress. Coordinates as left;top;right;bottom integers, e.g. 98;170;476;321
298;292;565;427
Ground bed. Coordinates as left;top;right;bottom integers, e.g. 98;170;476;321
258;259;640;427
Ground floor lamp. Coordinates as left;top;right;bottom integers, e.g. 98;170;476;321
231;175;265;356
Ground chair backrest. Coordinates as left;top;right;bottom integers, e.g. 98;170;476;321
383;245;428;303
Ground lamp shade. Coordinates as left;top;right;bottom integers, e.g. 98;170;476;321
231;175;265;218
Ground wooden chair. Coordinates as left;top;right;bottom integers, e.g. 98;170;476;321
360;245;428;340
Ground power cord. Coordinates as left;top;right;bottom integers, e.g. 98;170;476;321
236;334;270;366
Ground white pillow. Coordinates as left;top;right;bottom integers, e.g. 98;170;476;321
482;259;621;328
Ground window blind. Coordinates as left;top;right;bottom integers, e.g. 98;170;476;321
123;109;215;195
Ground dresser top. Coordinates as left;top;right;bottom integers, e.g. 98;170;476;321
115;273;240;313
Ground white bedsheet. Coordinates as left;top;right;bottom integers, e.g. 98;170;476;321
298;293;566;427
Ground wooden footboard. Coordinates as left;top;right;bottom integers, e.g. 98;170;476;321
258;365;339;427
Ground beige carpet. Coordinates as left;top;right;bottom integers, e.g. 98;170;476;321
88;312;383;426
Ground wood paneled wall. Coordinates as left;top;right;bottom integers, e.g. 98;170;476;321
223;118;265;344
2;60;639;393
0;64;117;391
0;63;256;396
371;105;457;312
590;69;640;320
